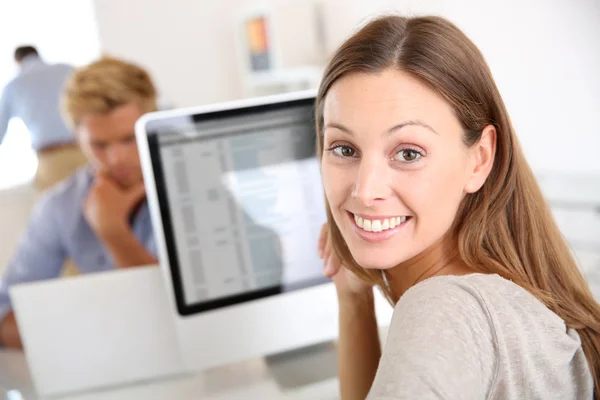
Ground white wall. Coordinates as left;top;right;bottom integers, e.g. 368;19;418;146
91;0;330;108
0;0;101;80
0;1;596;287
0;0;101;267
92;0;244;108
393;0;600;175
0;185;39;275
92;0;600;174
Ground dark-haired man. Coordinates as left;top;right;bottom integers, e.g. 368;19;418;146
0;46;86;190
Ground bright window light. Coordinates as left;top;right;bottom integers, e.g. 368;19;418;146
0;119;37;190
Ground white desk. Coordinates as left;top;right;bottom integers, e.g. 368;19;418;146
2;174;598;399
0;350;340;400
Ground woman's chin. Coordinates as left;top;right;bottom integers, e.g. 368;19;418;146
351;251;402;270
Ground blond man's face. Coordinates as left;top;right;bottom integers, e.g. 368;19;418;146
76;103;144;188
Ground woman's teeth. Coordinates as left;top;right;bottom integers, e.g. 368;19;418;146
354;215;408;232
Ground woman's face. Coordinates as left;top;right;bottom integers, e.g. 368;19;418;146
321;68;489;270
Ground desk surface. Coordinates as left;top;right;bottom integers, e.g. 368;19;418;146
0;350;340;400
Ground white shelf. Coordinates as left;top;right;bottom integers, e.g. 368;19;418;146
243;66;322;97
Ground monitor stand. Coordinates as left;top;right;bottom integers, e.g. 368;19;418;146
264;340;338;390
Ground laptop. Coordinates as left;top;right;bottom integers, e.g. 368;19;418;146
9;266;186;398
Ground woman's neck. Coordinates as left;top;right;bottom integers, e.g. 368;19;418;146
385;234;473;298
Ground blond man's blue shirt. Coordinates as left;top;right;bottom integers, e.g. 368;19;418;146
0;167;156;322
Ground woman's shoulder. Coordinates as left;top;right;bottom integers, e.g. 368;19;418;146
371;274;499;398
382;273;590;399
401;273;500;302
401;273;564;327
396;273;502;322
371;273;592;399
392;274;502;346
397;273;568;342
405;272;518;298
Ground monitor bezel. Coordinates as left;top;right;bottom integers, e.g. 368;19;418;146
137;91;330;316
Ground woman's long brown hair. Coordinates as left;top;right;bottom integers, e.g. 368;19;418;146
316;15;600;395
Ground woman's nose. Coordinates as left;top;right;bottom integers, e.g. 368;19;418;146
352;158;392;207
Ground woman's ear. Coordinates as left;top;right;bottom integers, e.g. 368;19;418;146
464;125;496;194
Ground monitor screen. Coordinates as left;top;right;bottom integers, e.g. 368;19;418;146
145;97;328;315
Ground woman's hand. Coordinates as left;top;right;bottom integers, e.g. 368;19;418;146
318;225;380;400
318;223;372;298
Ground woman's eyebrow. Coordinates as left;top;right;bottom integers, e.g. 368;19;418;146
324;120;439;136
387;120;439;135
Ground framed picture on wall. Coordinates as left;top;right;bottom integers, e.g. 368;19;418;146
237;7;279;76
244;14;272;72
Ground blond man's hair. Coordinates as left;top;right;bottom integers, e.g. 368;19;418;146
62;56;157;129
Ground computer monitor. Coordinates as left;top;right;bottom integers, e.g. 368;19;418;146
135;90;392;372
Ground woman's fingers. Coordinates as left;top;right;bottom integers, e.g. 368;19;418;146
318;223;328;259
324;254;333;277
319;223;343;279
324;247;342;279
329;251;341;276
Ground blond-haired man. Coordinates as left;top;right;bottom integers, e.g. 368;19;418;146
0;57;159;348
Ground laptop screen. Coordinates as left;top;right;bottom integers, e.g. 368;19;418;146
145;96;328;315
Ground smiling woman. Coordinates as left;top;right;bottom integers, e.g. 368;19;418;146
321;69;484;273
316;15;600;400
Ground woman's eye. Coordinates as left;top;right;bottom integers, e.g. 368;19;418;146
395;149;422;162
331;145;356;157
